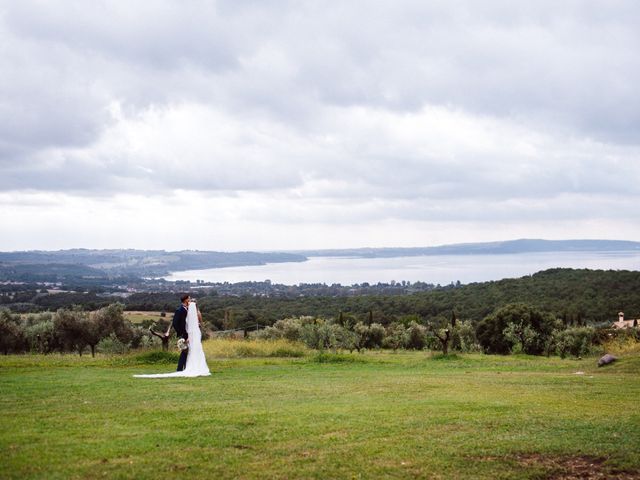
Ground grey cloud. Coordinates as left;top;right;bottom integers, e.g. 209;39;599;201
0;157;120;194
283;2;640;142
1;0;639;202
243;191;640;226
0;155;304;194
4;2;241;73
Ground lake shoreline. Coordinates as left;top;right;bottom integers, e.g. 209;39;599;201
164;251;640;287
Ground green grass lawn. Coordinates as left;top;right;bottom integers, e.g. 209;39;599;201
1;347;639;479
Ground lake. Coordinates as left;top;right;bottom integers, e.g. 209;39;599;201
164;251;640;286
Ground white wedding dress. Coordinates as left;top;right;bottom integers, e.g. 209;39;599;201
134;302;210;378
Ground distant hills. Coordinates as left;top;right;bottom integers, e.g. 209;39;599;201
1;239;639;283
0;249;306;280
296;239;640;258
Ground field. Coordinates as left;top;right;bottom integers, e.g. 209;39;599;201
123;311;166;324
1;340;639;479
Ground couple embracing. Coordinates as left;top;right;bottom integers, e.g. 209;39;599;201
134;294;210;378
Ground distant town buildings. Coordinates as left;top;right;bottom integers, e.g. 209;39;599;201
613;312;639;329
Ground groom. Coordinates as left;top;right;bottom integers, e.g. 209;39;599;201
170;294;190;371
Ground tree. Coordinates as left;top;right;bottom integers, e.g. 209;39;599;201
366;323;385;349
476;303;558;355
406;321;427;350
300;319;339;351
336;311;356;329
80;316;102;357
53;308;89;355
240;310;258;329
0;310;23;354
334;325;358;352
149;328;170;351
383;323;408;351
25;320;58;353
51;303;134;357
455;320;480;352
93;303;134;346
503;321;539;354
426;315;453;355
274;317;305;341
352;322;369;352
430;326;451;355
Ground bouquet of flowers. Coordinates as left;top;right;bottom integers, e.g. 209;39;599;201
177;338;188;351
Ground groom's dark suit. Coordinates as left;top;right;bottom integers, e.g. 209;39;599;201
172;304;189;371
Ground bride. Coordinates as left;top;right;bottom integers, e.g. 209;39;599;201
134;300;210;378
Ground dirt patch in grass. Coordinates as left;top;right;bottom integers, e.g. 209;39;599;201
526;454;639;479
480;454;640;479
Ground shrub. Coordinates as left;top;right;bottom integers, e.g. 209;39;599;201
503;321;540;354
406;321;427;350
276;317;307;341
367;323;386;349
455;320;481;353
333;325;358;352
425;334;442;351
128;327;146;349
300;320;339;351
551;327;596;358
25;320;58;354
350;321;386;350
137;333;157;349
23;312;53;327
601;331;640;356
97;333;130;354
252;317;313;342
254;325;284;340
383;322;409;351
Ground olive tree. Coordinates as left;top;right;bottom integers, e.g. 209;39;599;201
383;323;408;351
53;308;90;355
551;327;595;358
426;315;453;355
406;321;427;350
25;320;59;354
477;303;558;355
0;310;25;354
92;303;135;346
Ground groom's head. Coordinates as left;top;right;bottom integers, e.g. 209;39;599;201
180;294;190;306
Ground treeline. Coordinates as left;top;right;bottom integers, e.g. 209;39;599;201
0;304;154;356
1;299;636;358
4;269;640;328
128;269;640;330
247;304;631;359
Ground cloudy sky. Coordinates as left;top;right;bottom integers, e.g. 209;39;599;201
1;1;639;252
